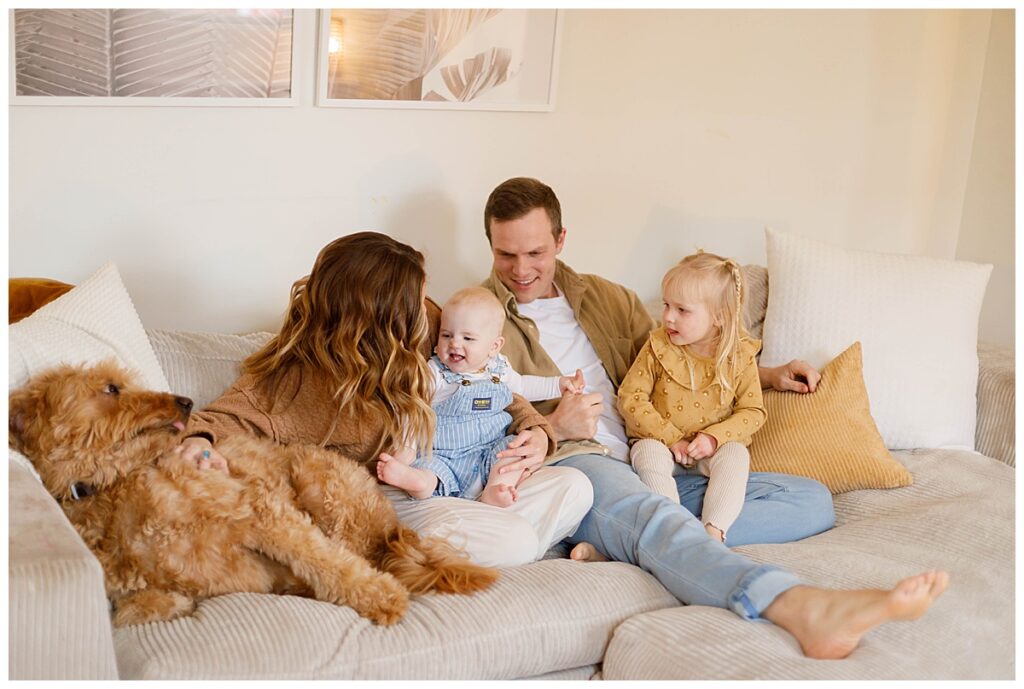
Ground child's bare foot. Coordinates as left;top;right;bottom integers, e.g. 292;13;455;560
763;570;949;659
569;542;609;562
377;452;436;499
479;482;517;507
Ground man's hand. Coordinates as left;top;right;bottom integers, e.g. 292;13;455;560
546;391;604;442
495;427;549;478
759;359;821;393
170;436;229;474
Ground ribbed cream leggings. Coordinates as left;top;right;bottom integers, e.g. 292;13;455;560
629;438;750;540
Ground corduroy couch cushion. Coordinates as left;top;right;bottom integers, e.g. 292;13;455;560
113;560;678;679
601;447;1014;680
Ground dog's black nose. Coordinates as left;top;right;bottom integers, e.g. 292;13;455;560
175;396;194;416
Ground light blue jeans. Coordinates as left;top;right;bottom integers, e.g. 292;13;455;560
554;453;835;620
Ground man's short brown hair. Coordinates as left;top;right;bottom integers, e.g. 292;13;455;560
484;177;562;243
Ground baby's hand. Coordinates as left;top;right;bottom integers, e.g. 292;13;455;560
686;433;718;461
559;368;586;395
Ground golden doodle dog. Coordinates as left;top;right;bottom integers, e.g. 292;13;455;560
9;361;497;627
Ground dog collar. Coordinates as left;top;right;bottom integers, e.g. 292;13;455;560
69;482;98;501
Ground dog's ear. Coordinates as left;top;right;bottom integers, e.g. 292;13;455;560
9;387;39;452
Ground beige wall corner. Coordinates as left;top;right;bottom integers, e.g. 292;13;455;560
956;9;1014;347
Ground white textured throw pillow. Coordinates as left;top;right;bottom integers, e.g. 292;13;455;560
146;328;273;408
9;262;169;393
760;230;991;450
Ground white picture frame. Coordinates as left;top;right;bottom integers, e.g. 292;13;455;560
11;9;299;107
316;8;562;112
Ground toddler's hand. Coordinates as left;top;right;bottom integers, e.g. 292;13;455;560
559;368;586;395
686;433;718;461
668;439;692;466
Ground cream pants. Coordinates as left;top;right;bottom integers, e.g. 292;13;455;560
630;438;750;540
383;465;593;568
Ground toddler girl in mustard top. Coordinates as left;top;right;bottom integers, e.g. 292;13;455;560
617;251;766;543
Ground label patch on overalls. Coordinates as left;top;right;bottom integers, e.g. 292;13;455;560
472;397;493;411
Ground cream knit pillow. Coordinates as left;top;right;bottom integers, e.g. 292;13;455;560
146;328;272;408
760;230;991;450
9;262;169;393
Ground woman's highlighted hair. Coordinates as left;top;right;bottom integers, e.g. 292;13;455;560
244;231;435;456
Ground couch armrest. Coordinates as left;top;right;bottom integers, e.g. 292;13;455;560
976;343;1015;467
9;455;119;679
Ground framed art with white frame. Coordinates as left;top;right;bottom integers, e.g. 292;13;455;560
316;8;562;111
11;8;298;107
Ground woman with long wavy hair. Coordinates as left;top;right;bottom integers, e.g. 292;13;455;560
180;232;592;567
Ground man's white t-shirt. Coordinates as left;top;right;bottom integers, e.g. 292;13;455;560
517;288;631;461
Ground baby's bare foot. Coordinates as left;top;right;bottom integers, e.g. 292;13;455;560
479;483;517;507
377;453;435;496
765;570;949;659
569;542;609;562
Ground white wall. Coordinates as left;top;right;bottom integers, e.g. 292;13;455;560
10;9;1010;344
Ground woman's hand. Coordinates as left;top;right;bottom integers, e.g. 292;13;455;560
174;436;230;474
495;427;549;478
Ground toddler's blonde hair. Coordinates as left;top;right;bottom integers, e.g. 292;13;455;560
662;251;748;403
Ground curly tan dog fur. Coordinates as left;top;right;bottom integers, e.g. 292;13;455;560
9;362;497;627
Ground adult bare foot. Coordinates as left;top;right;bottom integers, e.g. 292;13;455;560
479;483;517;507
569;542;609;562
763;570;949;659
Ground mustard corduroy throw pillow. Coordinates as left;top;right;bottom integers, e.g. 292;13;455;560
750;341;913;494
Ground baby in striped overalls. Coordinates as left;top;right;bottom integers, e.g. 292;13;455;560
377;287;584;507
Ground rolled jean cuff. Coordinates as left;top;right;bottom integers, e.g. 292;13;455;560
728;565;800;621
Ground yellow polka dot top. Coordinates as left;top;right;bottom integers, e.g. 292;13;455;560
616;327;767;448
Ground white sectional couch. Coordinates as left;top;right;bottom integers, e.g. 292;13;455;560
8;264;1014;680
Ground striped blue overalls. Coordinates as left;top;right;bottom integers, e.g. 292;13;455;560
413;355;515;499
